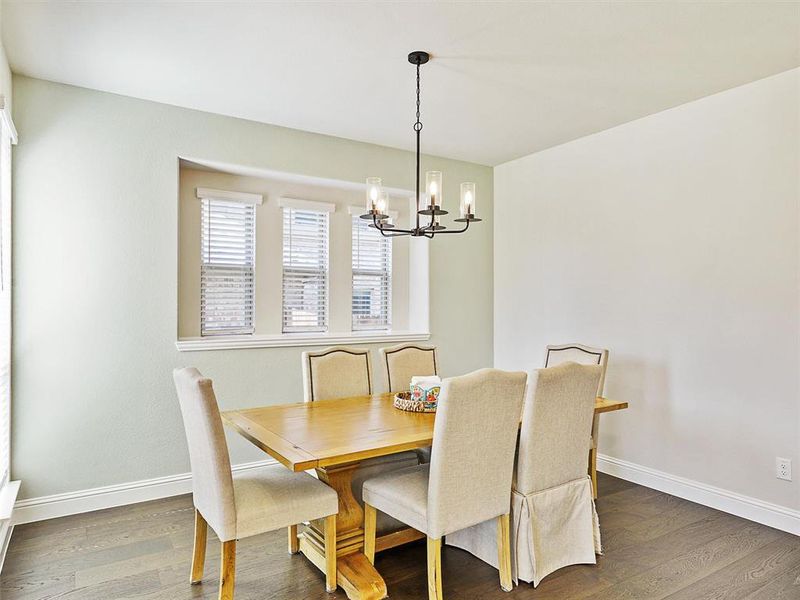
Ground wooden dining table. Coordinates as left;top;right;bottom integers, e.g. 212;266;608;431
222;392;628;600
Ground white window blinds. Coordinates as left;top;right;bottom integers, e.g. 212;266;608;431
200;199;256;336
352;215;392;331
282;207;329;333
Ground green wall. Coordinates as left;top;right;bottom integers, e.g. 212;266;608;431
11;75;493;499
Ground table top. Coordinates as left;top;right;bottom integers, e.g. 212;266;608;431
222;393;628;472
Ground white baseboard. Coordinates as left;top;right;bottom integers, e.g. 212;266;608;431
597;454;800;536
12;459;277;526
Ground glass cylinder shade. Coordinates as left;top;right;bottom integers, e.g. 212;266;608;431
366;177;382;213
460;182;476;218
425;171;442;209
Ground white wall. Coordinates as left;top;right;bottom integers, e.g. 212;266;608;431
0;2;11;111
494;69;799;511
11;76;493;500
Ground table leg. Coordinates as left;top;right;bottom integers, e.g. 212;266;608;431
299;462;388;600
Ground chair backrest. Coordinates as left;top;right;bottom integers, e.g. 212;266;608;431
302;346;373;402
427;368;527;539
173;367;236;540
516;362;602;495
544;343;609;395
379;344;438;393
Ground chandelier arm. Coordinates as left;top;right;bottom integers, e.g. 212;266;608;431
372;213;415;237
378;229;412;238
432;220;471;234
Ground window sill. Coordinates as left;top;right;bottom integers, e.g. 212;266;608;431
175;331;431;352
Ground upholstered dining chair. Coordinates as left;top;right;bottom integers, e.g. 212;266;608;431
544;343;609;497
379;343;438;463
447;362;603;587
379;343;438;393
301;346;421;537
362;369;528;600
173;367;339;598
301;346;374;402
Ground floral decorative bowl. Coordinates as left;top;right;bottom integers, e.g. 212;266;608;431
393;387;440;413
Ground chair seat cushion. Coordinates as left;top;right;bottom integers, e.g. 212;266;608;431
351;451;421;535
362;463;430;535
232;464;338;540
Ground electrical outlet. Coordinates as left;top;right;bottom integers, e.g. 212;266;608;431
776;457;792;481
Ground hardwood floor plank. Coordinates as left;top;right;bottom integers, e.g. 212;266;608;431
662;536;800;600
742;563;800;599
580;521;783;600
600;498;717;553
596;473;639;497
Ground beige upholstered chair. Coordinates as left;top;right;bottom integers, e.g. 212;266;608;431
380;343;438;463
362;369;528;599
173;368;339;598
379;343;438;393
545;343;609;497
447;362;602;587
302;346;374;402
301;347;420;536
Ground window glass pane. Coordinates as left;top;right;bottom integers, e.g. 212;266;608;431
352;216;392;331
200;199;256;336
282;208;329;332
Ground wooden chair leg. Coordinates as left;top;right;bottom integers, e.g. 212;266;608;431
190;509;208;584
363;503;377;565
324;514;337;593
496;514;512;592
427;536;443;600
219;540;236;600
590;416;600;499
288;524;300;554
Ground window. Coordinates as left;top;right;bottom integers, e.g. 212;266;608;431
282;202;331;333
178;167;425;350
200;197;256;336
352;214;392;331
0;98;14;493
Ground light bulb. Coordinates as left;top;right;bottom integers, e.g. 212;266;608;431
366;177;382;213
377;191;388;215
425;171;442;209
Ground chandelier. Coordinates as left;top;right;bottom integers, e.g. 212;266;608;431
361;51;481;238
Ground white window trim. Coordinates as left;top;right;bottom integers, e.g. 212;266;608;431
175;330;430;352
196;187;263;205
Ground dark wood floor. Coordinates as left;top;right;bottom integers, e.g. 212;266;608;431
2;473;799;599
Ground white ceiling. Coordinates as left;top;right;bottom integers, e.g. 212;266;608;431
3;2;799;166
